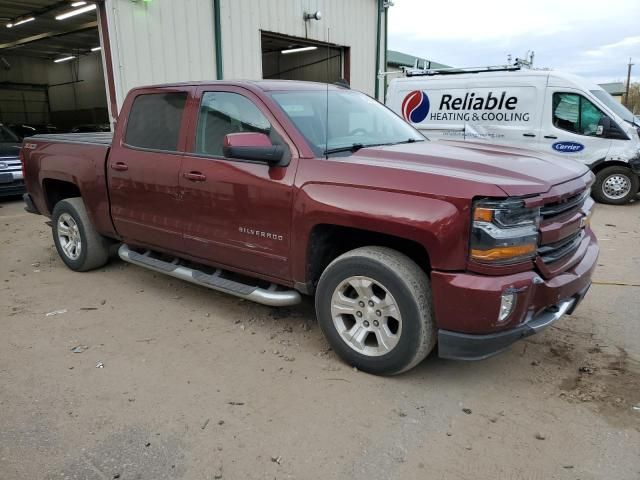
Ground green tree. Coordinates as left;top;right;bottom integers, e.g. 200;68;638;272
625;82;640;115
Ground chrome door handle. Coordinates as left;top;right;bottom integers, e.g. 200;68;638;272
183;171;206;182
110;162;128;171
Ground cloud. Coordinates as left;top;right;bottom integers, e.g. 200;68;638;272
388;0;640;83
585;36;640;57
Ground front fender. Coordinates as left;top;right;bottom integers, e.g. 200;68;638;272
291;183;471;283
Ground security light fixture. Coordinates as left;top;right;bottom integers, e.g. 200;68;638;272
303;11;322;21
6;17;35;28
56;3;96;20
91;46;101;51
281;46;318;55
54;56;75;63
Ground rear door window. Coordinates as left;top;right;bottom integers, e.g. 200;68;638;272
125;92;187;151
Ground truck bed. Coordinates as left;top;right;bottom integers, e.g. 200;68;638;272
31;132;113;146
22;131;116;238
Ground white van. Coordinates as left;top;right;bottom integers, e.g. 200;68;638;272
386;68;640;204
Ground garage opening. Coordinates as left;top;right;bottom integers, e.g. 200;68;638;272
0;1;109;138
261;32;349;85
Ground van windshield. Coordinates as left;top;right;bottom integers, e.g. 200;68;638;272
590;89;637;125
271;90;425;156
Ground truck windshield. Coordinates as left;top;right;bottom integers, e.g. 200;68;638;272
590;89;637;125
0;124;19;143
271;90;425;156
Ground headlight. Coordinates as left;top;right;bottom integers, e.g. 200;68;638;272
470;198;540;265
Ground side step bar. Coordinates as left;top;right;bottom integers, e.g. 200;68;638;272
118;244;301;307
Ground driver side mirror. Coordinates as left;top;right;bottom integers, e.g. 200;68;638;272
598;116;630;140
222;132;284;165
596;116;611;136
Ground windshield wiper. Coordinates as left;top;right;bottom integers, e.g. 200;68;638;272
324;143;367;155
393;138;424;145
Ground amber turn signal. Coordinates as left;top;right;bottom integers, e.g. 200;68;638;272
473;207;494;223
470;244;536;262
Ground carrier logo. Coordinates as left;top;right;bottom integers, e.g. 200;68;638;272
552;141;585;153
402;90;430;123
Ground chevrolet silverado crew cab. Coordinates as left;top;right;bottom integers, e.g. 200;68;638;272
21;81;598;375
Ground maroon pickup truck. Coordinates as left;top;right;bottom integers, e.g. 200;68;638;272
21;80;598;375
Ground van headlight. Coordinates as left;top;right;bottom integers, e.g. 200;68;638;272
470;198;540;265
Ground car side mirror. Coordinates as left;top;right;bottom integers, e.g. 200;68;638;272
598;116;630;140
222;132;284;165
596;117;611;136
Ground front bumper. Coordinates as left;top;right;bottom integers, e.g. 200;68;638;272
629;154;640;175
432;230;598;360
438;284;590;360
0;179;25;197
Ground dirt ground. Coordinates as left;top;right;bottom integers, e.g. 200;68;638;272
1;195;639;480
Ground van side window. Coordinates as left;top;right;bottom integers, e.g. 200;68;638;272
196;92;272;156
125;92;187;151
552;93;605;136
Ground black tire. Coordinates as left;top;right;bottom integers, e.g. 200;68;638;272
315;246;435;375
591;166;639;205
51;197;110;271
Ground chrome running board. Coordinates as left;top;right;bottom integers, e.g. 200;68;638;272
118;244;301;307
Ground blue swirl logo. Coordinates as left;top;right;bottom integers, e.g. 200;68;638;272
401;90;430;123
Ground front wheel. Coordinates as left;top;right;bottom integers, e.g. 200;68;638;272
591;166;639;205
315;246;435;375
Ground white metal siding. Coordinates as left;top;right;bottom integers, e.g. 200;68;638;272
219;0;379;96
104;0;217;109
104;0;381;111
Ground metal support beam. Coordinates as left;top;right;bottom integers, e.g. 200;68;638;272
0;20;98;50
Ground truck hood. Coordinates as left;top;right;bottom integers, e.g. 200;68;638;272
354;140;590;197
0;142;21;158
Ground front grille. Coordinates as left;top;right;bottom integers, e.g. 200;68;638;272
0;156;22;174
540;189;589;219
538;230;584;264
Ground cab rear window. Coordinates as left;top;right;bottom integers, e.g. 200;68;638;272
125;92;187;151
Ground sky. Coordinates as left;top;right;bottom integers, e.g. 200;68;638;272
387;0;640;85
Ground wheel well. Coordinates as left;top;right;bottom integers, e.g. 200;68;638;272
306;224;431;293
42;179;81;213
591;160;634;175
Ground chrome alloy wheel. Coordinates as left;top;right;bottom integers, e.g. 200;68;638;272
602;173;632;200
330;276;402;356
57;213;82;260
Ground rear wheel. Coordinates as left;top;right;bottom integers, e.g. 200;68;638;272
592;166;639;205
52;198;110;271
315;246;435;375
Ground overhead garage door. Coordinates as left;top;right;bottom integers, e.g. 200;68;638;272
261;32;348;85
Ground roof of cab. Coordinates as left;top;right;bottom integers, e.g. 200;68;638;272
130;79;348;93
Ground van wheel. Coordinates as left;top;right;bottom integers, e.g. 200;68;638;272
315;246;435;375
592;166;639;205
52;198;111;271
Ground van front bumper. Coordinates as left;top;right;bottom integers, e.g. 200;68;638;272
629;154;640;174
431;230;598;360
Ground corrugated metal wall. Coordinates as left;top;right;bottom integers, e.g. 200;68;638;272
104;0;382;111
219;0;379;96
104;0;217;109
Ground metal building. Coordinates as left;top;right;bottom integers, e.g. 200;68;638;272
100;0;389;123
